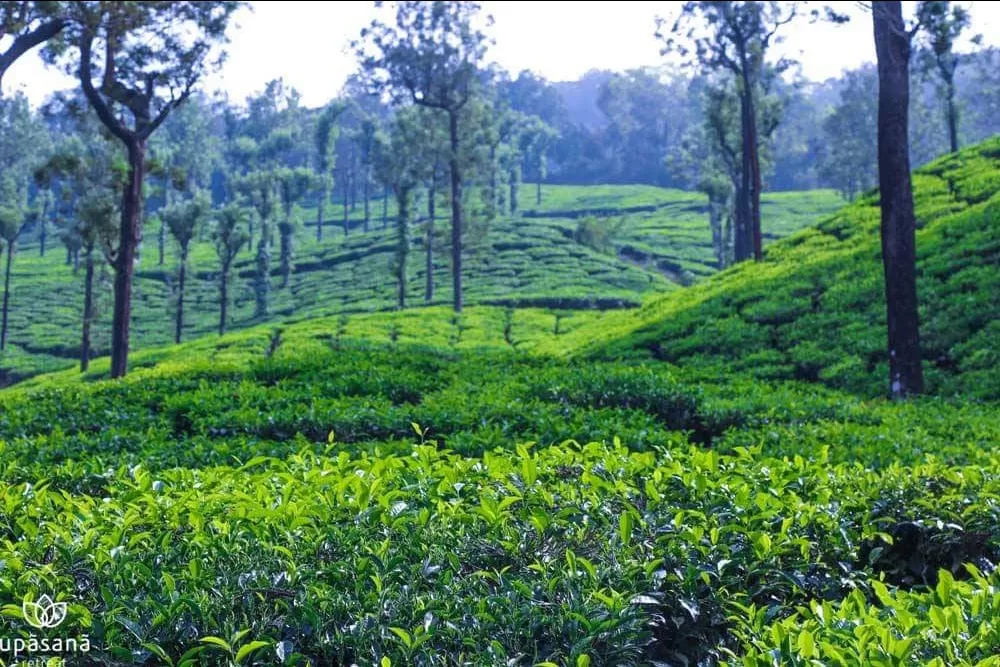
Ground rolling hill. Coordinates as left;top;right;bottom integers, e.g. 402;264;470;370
0;184;840;383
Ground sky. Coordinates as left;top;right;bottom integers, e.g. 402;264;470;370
3;1;998;109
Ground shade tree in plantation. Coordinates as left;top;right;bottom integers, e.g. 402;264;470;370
0;197;22;351
351;111;379;232
275;166;314;289
818;68;878;201
916;0;970;154
161;193;209;344
374;107;433;309
312;101;344;242
519;115;558;206
236;170;278;319
44;1;240;378
212;204;249;336
34;117;124;370
661;1;799;262
872;0;924;398
356;0;493;313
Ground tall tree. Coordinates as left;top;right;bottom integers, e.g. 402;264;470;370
818;68;879;200
0;202;22;351
237;170;278;319
275;166;313;289
873;1;924;398
661;1;798;262
49;1;239;378
161;193;208;344
212;204;249;336
76;190;119;371
356;0;493;313
313;102;343;242
375;107;432;309
916;0;969;154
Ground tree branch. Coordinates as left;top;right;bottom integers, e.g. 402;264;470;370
79;30;133;145
0;17;67;88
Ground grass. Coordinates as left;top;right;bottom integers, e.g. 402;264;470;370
0;184;840;383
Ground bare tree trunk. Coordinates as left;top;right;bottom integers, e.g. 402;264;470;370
81;246;94;371
159;179;170;266
509;168;519;214
536;179;541;206
363;171;371;232
739;70;763;261
175;244;187;344
316;181;325;242
110;138;145;378
448;111;463;313
945;78;959;154
349;144;357;211
0;241;11;350
874;0;924;399
396;187;410;309
342;170;350;235
218;260;229;336
426;174;436;303
39;220;46;257
383;186;389;229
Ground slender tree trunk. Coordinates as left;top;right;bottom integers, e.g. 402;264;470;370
175;244;187;344
279;221;292;288
382;186;389;229
536;178;542;206
111;138;145;378
396;187;410;309
159;180;171;266
489;145;498;219
73;247;80;273
343;171;349;235
81;245;94;372
316;181;326;242
349;145;357;211
218;260;229;336
510;168;519;214
255;229;271;319
734;85;754;262
363;171;370;232
0;241;11;351
738;70;763;262
945;77;959;154
426;174;436;303
874;0;923;399
66;244;72;266
39;220;46;257
448;111;463;313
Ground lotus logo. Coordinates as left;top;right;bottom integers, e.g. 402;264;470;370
22;595;68;629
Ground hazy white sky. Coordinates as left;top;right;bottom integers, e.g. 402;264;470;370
3;1;997;108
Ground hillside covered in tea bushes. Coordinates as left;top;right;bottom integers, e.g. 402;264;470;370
548;138;1000;400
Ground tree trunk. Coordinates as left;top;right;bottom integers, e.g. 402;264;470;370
945;78;959;154
159;179;171;266
279;222;292;288
316;181;326;242
255;228;271;319
874;0;924;399
448;111;463;313
81;245;94;371
509;168;519;214
426;176;436;303
349;145;357;211
536;179;541;206
396;187;410;309
738;71;763;262
343;172;350;235
363;171;370;232
0;241;11;351
111;138;145;379
39;220;46;257
73;247;80;274
175;244;187;344
218;260;229;336
383;186;389;229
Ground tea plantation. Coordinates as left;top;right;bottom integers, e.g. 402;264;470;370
0;185;840;383
0;147;997;665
